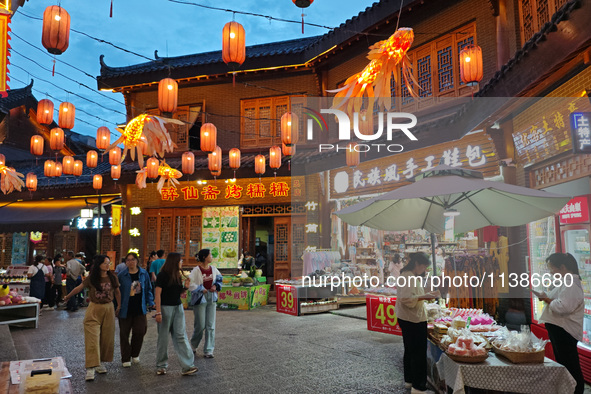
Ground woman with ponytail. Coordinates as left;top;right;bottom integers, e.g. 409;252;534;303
537;252;584;394
188;249;223;358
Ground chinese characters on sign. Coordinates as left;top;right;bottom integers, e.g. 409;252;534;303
559;196;590;225
571;112;591;154
161;182;291;201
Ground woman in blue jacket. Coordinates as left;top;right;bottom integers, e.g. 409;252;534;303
189;249;223;358
117;252;154;367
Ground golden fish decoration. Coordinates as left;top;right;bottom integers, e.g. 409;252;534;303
135;161;183;194
0;166;24;195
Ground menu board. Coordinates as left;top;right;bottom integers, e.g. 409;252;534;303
202;206;239;269
11;232;29;265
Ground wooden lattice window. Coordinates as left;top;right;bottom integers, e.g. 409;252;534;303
518;0;565;44
146;217;157;253
241;203;306;216
0;234;12;267
144;209;201;264
160;216;172;252
174;215;187;257
391;23;477;108
275;222;289;262
241;95;302;148
146;104;203;152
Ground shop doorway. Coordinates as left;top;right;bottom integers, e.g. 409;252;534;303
243;217;274;280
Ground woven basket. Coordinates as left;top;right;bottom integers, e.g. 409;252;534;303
492;344;545;364
446;351;488;364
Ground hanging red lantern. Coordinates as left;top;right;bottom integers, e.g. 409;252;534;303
459;44;483;85
182;151;195;175
0;154;4;166
44;160;55;177
229;148;241;169
281;112;299;146
42;6;70;55
146;157;159;179
62;156;74;175
346;142;360;167
269;146;281;169
292;0;314;33
26;173;37;192
282;143;296;157
255;154;266;175
87;150;98;168
36;99;54;124
73;160;83;176
96;127;111;150
208;146;222;172
222;21;246;69
109;147;121;165
111;165;121;180
54;162;63;177
158;78;178;113
359;109;374;135
30;135;44;156
200;123;217;152
58;102;75;129
93;174;103;190
49;128;64;151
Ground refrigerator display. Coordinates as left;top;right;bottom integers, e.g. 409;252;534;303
527;216;557;323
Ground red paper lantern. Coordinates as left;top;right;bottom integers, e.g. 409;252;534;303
111;165;121;180
73;160;83;176
282;143;296;157
87;150;98;168
359;109;374;136
54;162;63;177
49;128;65;151
229;148;241;169
208;146;222;172
346;142;360;167
0;154;5;166
42;6;70;55
30;135;44;156
96;127;111;150
44;160;55;177
62;156;74;175
200;123;217;152
460;45;483;85
281;112;299;146
182;151;195;175
158;78;178;113
58;102;75;129
26;173;37;191
255;154;266;175
109;147;121;165
269;146;281;169
222;21;246;69
37;99;54;124
93;174;103;190
147;157;159;179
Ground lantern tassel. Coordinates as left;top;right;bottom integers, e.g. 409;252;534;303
301;14;304;34
288;159;291;171
233;72;236;87
52;58;56;77
110;0;113;17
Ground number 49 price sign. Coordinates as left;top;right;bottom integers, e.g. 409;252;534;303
366;294;402;335
276;285;299;316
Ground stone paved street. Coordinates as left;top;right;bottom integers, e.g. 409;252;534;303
10;305;407;393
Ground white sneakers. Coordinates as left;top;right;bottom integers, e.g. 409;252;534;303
85;368;95;381
131;357;140;364
95;364;107;374
122;362;131;368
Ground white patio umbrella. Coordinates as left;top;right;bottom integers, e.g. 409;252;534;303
335;165;570;234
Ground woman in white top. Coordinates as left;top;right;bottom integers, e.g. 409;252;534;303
395;252;439;394
538;252;584;394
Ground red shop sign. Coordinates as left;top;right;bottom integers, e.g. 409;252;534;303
276;285;298;316
366;294;402;335
559;196;590;224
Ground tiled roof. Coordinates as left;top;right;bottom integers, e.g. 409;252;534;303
0;80;36;114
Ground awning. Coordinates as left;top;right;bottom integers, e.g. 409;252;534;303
0;196;120;233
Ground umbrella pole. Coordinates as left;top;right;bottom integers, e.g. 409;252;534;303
430;232;438;277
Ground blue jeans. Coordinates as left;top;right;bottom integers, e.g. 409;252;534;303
156;304;194;371
191;292;216;355
66;278;78;310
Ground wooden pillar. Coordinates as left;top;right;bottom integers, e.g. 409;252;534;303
496;0;511;70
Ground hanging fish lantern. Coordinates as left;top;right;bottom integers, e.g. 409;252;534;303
0;166;25;194
135;161;182;193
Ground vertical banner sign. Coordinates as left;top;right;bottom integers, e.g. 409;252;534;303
202;206;239;269
571;112;591;154
0;12;10;97
111;205;122;235
276;284;299;316
366;294;402;335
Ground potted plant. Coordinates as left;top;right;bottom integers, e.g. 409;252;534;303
232;278;241;287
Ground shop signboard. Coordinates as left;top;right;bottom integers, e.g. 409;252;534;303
559;196;590;225
202;206;239;269
217;287;251;310
250;284;270;309
366;294;402;335
571;112;591;154
276;284;299;316
11;232;28;265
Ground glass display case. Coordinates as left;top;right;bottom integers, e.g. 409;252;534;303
527;216;557;323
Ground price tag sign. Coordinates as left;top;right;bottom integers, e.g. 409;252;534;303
276;285;298;316
366;294;402;335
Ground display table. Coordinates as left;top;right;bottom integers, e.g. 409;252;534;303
217;284;270;310
436;352;576;394
1;359;72;394
0;303;39;328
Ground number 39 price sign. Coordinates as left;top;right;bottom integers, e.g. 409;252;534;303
276;285;299;316
366;295;402;335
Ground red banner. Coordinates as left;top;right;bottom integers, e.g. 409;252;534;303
559;196;590;225
276;285;298;316
0;12;9;97
366;294;402;335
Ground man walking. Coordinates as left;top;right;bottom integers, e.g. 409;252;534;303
65;251;85;311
